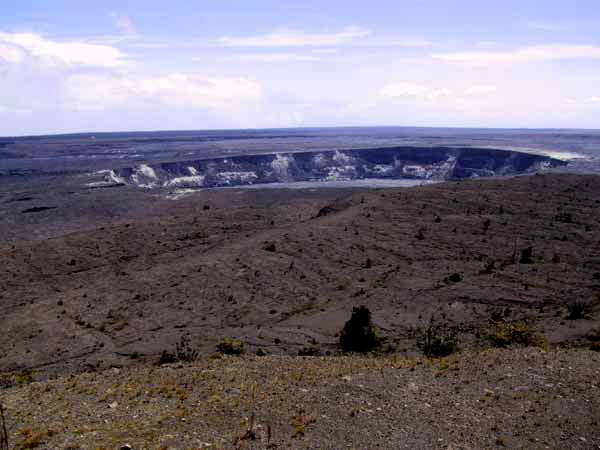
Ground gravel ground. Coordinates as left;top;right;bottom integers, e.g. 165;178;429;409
2;348;599;450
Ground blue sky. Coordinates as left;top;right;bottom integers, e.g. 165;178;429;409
1;0;600;135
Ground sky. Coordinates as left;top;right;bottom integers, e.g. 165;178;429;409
1;0;600;136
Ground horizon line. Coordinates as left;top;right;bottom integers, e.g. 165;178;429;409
3;124;600;140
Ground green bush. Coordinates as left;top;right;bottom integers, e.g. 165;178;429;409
339;306;382;353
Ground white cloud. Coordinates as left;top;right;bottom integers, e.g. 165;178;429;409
563;96;600;106
465;85;497;95
433;44;600;65
218;52;321;62
65;73;262;111
380;82;453;101
0;32;127;67
0;40;25;63
217;27;370;47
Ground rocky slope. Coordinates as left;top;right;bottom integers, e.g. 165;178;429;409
0;174;599;377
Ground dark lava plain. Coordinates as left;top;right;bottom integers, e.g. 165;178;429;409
1;173;599;375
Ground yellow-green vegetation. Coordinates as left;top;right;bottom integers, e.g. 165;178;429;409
19;429;46;449
291;409;316;439
0;370;34;389
483;320;548;349
1;354;414;449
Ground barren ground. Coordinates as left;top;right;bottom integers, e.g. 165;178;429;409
1;174;599;374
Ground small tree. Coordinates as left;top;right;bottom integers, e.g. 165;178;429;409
339;306;382;353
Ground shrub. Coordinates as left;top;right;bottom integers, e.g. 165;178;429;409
566;299;593;320
415;228;425;240
481;258;496;274
483;321;547;349
339;306;382;353
555;212;572;223
490;307;504;322
445;272;462;283
519;247;533;264
20;431;44;450
263;242;276;252
158;335;199;365
255;348;268;356
291;409;316;439
216;337;244;355
298;345;321;356
158;351;177;365
416;316;459;357
587;328;600;343
16;370;33;385
489;306;511;322
176;335;200;361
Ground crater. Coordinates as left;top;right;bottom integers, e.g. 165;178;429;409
91;146;566;190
